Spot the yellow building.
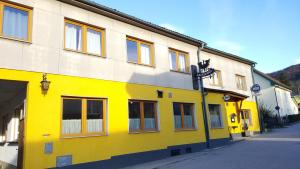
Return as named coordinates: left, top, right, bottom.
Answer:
left=0, top=0, right=259, bottom=169
left=201, top=47, right=261, bottom=137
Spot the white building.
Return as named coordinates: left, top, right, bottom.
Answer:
left=253, top=69, right=298, bottom=118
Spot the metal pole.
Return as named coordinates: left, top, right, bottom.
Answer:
left=274, top=87, right=281, bottom=125
left=197, top=46, right=210, bottom=148
left=251, top=65, right=264, bottom=133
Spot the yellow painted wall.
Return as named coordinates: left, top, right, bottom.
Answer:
left=205, top=93, right=230, bottom=139
left=0, top=68, right=232, bottom=169
left=226, top=101, right=260, bottom=134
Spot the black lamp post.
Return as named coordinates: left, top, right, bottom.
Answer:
left=192, top=56, right=215, bottom=148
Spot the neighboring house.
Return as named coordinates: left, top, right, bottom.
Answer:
left=0, top=0, right=260, bottom=169
left=253, top=69, right=299, bottom=119
left=292, top=96, right=300, bottom=113
left=201, top=47, right=260, bottom=137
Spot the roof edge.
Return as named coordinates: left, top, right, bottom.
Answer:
left=203, top=46, right=256, bottom=65
left=253, top=69, right=292, bottom=91
left=58, top=0, right=207, bottom=47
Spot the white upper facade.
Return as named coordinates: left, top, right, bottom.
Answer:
left=0, top=0, right=255, bottom=95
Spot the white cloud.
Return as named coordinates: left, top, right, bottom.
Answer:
left=159, top=23, right=185, bottom=34
left=212, top=40, right=244, bottom=55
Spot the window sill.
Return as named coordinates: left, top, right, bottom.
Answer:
left=64, top=48, right=106, bottom=58
left=129, top=130, right=159, bottom=134
left=175, top=128, right=197, bottom=132
left=170, top=69, right=191, bottom=75
left=0, top=35, right=31, bottom=44
left=210, top=127, right=225, bottom=130
left=127, top=61, right=155, bottom=68
left=61, top=133, right=107, bottom=139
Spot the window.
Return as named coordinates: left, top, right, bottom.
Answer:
left=208, top=104, right=223, bottom=128
left=64, top=19, right=105, bottom=56
left=128, top=100, right=157, bottom=132
left=169, top=49, right=189, bottom=73
left=0, top=2, right=32, bottom=41
left=126, top=37, right=154, bottom=66
left=241, top=110, right=252, bottom=126
left=209, top=70, right=222, bottom=86
left=236, top=75, right=247, bottom=90
left=62, top=97, right=106, bottom=137
left=173, top=103, right=195, bottom=129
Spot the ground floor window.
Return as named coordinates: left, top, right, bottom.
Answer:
left=241, top=109, right=252, bottom=126
left=128, top=100, right=158, bottom=132
left=208, top=104, right=223, bottom=128
left=62, top=97, right=106, bottom=137
left=173, top=102, right=195, bottom=129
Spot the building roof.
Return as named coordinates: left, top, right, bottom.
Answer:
left=59, top=0, right=206, bottom=47
left=254, top=69, right=292, bottom=91
left=203, top=47, right=256, bottom=66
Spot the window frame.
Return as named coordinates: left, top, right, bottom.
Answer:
left=235, top=74, right=247, bottom=91
left=64, top=18, right=106, bottom=57
left=173, top=102, right=195, bottom=130
left=61, top=96, right=107, bottom=138
left=128, top=99, right=158, bottom=133
left=208, top=104, right=224, bottom=129
left=0, top=1, right=32, bottom=42
left=209, top=70, right=223, bottom=87
left=169, top=48, right=190, bottom=73
left=126, top=36, right=155, bottom=67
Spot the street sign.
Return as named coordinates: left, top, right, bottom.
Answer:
left=251, top=84, right=261, bottom=93
left=199, top=68, right=215, bottom=78
left=223, top=95, right=231, bottom=101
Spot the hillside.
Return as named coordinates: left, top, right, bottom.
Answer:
left=268, top=63, right=300, bottom=95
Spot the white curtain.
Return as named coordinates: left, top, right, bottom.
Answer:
left=87, top=119, right=102, bottom=133
left=62, top=120, right=81, bottom=134
left=144, top=118, right=155, bottom=130
left=174, top=115, right=182, bottom=129
left=211, top=113, right=222, bottom=128
left=65, top=23, right=82, bottom=51
left=169, top=52, right=177, bottom=70
left=184, top=115, right=193, bottom=128
left=87, top=29, right=102, bottom=55
left=141, top=44, right=150, bottom=65
left=129, top=118, right=140, bottom=131
left=3, top=6, right=28, bottom=40
left=178, top=54, right=186, bottom=72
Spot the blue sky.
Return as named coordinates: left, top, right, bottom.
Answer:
left=94, top=0, right=300, bottom=73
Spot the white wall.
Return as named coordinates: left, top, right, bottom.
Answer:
left=0, top=0, right=255, bottom=94
left=0, top=0, right=198, bottom=90
left=201, top=51, right=254, bottom=101
left=254, top=71, right=298, bottom=117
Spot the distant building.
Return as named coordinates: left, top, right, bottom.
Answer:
left=292, top=96, right=300, bottom=113
left=253, top=69, right=299, bottom=118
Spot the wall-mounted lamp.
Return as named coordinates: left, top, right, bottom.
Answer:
left=41, top=73, right=50, bottom=92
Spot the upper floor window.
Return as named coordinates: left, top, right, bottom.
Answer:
left=208, top=104, right=223, bottom=128
left=126, top=36, right=154, bottom=66
left=173, top=102, right=195, bottom=130
left=64, top=19, right=105, bottom=56
left=169, top=49, right=189, bottom=73
left=209, top=70, right=222, bottom=86
left=236, top=74, right=247, bottom=90
left=0, top=2, right=32, bottom=41
left=61, top=97, right=106, bottom=137
left=128, top=100, right=158, bottom=132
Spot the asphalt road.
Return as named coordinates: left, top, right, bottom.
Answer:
left=124, top=122, right=300, bottom=169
